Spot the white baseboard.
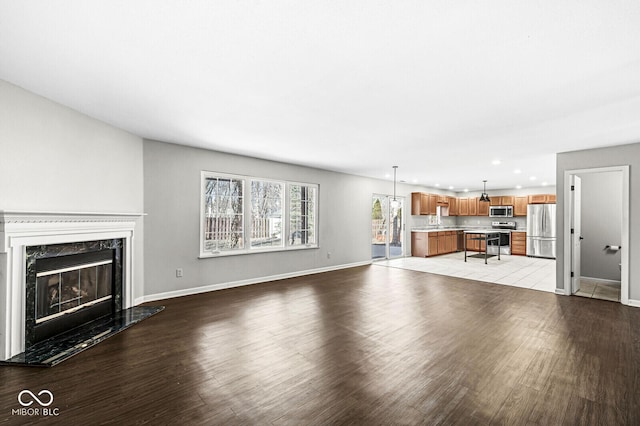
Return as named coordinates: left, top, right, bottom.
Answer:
left=135, top=260, right=372, bottom=305
left=580, top=276, right=622, bottom=285
left=555, top=288, right=568, bottom=296
left=627, top=299, right=640, bottom=308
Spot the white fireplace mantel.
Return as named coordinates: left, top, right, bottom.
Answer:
left=0, top=210, right=144, bottom=360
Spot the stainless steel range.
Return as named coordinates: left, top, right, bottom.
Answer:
left=487, top=221, right=516, bottom=255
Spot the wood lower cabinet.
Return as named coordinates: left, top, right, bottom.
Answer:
left=428, top=233, right=438, bottom=256
left=511, top=231, right=527, bottom=255
left=514, top=196, right=528, bottom=216
left=412, top=231, right=459, bottom=257
left=411, top=232, right=428, bottom=257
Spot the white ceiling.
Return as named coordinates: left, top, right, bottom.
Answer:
left=2, top=1, right=640, bottom=191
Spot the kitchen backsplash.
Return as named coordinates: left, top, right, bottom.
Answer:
left=410, top=215, right=526, bottom=229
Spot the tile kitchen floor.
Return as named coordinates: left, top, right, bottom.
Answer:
left=377, top=252, right=556, bottom=293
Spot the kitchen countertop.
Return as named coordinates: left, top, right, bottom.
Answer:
left=412, top=228, right=526, bottom=233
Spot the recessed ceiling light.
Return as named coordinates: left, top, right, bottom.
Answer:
left=513, top=169, right=521, bottom=174
left=448, top=186, right=454, bottom=190
left=463, top=188, right=469, bottom=192
left=492, top=159, right=501, bottom=165
left=435, top=183, right=440, bottom=187
left=530, top=176, right=537, bottom=181
left=385, top=173, right=391, bottom=178
left=516, top=185, right=522, bottom=189
left=412, top=179, right=418, bottom=183
left=541, top=181, right=548, bottom=186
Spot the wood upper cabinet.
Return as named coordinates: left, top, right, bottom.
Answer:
left=529, top=194, right=556, bottom=204
left=490, top=195, right=515, bottom=206
left=448, top=197, right=458, bottom=216
left=458, top=198, right=469, bottom=216
left=514, top=196, right=528, bottom=216
left=428, top=194, right=438, bottom=214
left=411, top=192, right=434, bottom=215
left=437, top=195, right=449, bottom=205
left=500, top=195, right=515, bottom=206
left=478, top=200, right=490, bottom=216
left=468, top=197, right=478, bottom=216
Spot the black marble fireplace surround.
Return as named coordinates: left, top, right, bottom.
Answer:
left=25, top=239, right=124, bottom=349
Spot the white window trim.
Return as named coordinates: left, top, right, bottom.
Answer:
left=200, top=172, right=319, bottom=258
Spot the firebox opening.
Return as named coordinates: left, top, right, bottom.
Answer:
left=28, top=244, right=121, bottom=347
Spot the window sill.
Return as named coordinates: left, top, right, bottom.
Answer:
left=199, top=244, right=318, bottom=259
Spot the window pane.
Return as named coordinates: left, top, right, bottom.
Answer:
left=289, top=184, right=317, bottom=246
left=251, top=180, right=283, bottom=248
left=203, top=176, right=244, bottom=251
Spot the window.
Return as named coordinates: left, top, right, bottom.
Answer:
left=250, top=180, right=284, bottom=248
left=289, top=184, right=317, bottom=246
left=201, top=172, right=318, bottom=257
left=202, top=175, right=244, bottom=253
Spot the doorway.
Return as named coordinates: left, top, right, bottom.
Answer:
left=564, top=166, right=630, bottom=304
left=371, top=194, right=405, bottom=260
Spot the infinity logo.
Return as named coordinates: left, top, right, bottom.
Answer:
left=17, top=390, right=54, bottom=407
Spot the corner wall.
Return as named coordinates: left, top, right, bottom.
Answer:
left=0, top=80, right=145, bottom=299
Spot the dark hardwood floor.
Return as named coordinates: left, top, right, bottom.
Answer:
left=2, top=264, right=640, bottom=425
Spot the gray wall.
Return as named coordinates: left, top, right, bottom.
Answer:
left=578, top=172, right=622, bottom=281
left=143, top=140, right=417, bottom=297
left=557, top=142, right=640, bottom=299
left=0, top=80, right=145, bottom=298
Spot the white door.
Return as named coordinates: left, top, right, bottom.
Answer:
left=571, top=175, right=582, bottom=294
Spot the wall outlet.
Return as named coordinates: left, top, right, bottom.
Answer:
left=176, top=268, right=183, bottom=278
left=327, top=252, right=331, bottom=259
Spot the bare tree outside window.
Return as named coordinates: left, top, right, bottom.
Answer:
left=251, top=180, right=283, bottom=248
left=203, top=177, right=244, bottom=251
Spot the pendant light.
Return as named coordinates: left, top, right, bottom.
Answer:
left=390, top=166, right=400, bottom=208
left=479, top=180, right=491, bottom=202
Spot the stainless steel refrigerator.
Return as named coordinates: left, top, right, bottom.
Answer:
left=526, top=204, right=556, bottom=258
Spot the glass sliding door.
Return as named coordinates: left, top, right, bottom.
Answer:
left=371, top=194, right=404, bottom=260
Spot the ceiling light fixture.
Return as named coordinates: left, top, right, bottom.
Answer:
left=492, top=160, right=501, bottom=165
left=479, top=180, right=491, bottom=202
left=390, top=166, right=400, bottom=209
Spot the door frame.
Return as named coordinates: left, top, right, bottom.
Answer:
left=562, top=165, right=629, bottom=304
left=371, top=194, right=406, bottom=260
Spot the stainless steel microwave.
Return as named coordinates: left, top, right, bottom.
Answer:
left=489, top=206, right=513, bottom=217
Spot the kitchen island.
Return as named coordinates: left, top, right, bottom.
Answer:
left=463, top=230, right=501, bottom=264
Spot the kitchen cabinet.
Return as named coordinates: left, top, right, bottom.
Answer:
left=428, top=233, right=438, bottom=256
left=458, top=198, right=469, bottom=216
left=500, top=195, right=515, bottom=206
left=528, top=194, right=556, bottom=204
left=511, top=231, right=526, bottom=255
left=490, top=195, right=515, bottom=206
left=437, top=232, right=447, bottom=254
left=437, top=195, right=449, bottom=205
left=447, top=231, right=456, bottom=252
left=411, top=232, right=428, bottom=257
left=468, top=197, right=478, bottom=216
left=448, top=197, right=458, bottom=216
left=514, top=196, right=528, bottom=216
left=428, top=194, right=438, bottom=214
left=478, top=200, right=490, bottom=216
left=411, top=192, right=429, bottom=215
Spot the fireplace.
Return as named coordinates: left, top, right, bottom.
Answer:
left=25, top=239, right=123, bottom=349
left=0, top=211, right=142, bottom=361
